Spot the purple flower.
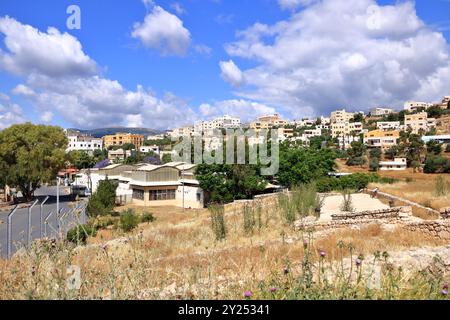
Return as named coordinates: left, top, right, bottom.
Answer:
left=443, top=283, right=449, bottom=290
left=31, top=266, right=36, bottom=276
left=319, top=250, right=326, bottom=258
left=269, top=287, right=278, bottom=293
left=244, top=291, right=253, bottom=298
left=303, top=240, right=308, bottom=249
left=102, top=244, right=108, bottom=251
left=355, top=259, right=362, bottom=266
left=442, top=290, right=448, bottom=296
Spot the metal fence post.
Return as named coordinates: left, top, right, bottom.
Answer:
left=40, top=196, right=50, bottom=238
left=27, top=199, right=39, bottom=247
left=44, top=211, right=54, bottom=238
left=6, top=205, right=19, bottom=259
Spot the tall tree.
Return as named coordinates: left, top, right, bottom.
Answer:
left=0, top=123, right=67, bottom=200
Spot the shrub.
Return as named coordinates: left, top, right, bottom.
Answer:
left=66, top=224, right=97, bottom=245
left=242, top=203, right=256, bottom=235
left=316, top=173, right=396, bottom=193
left=119, top=209, right=140, bottom=232
left=340, top=190, right=354, bottom=212
left=87, top=178, right=118, bottom=217
left=141, top=212, right=156, bottom=224
left=424, top=156, right=450, bottom=173
left=209, top=204, right=227, bottom=241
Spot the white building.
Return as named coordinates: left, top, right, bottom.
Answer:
left=331, top=122, right=364, bottom=138
left=370, top=107, right=395, bottom=117
left=331, top=109, right=355, bottom=123
left=377, top=121, right=402, bottom=131
left=379, top=158, right=407, bottom=171
left=169, top=126, right=195, bottom=138
left=404, top=101, right=434, bottom=112
left=302, top=128, right=322, bottom=139
left=195, top=115, right=241, bottom=133
left=140, top=145, right=160, bottom=155
left=66, top=130, right=103, bottom=154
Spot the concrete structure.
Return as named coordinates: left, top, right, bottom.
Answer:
left=250, top=114, right=289, bottom=131
left=421, top=135, right=450, bottom=144
left=66, top=130, right=103, bottom=154
left=121, top=163, right=204, bottom=209
left=292, top=119, right=316, bottom=128
left=370, top=107, right=394, bottom=117
left=404, top=101, right=433, bottom=112
left=108, top=149, right=135, bottom=163
left=336, top=135, right=360, bottom=150
left=103, top=133, right=144, bottom=150
left=147, top=134, right=167, bottom=140
left=379, top=158, right=407, bottom=171
left=78, top=164, right=137, bottom=193
left=377, top=121, right=401, bottom=131
left=140, top=145, right=160, bottom=155
left=364, top=130, right=399, bottom=149
left=331, top=122, right=364, bottom=138
left=330, top=109, right=355, bottom=123
left=170, top=126, right=195, bottom=139
left=302, top=128, right=322, bottom=139
left=405, top=112, right=436, bottom=134
left=195, top=115, right=241, bottom=133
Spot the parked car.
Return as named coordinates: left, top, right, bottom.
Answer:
left=71, top=185, right=91, bottom=197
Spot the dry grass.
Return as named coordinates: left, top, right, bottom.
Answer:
left=337, top=159, right=450, bottom=212
left=0, top=200, right=448, bottom=300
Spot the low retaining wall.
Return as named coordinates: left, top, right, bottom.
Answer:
left=404, top=220, right=450, bottom=241
left=331, top=207, right=407, bottom=221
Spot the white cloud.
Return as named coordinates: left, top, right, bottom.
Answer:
left=278, top=0, right=317, bottom=11
left=223, top=0, right=450, bottom=119
left=132, top=5, right=191, bottom=56
left=199, top=99, right=276, bottom=123
left=40, top=111, right=53, bottom=123
left=0, top=16, right=96, bottom=77
left=0, top=97, right=26, bottom=130
left=219, top=60, right=244, bottom=87
left=194, top=44, right=212, bottom=56
left=170, top=2, right=185, bottom=15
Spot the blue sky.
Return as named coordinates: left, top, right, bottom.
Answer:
left=0, top=0, right=449, bottom=130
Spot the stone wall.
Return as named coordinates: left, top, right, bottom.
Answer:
left=404, top=220, right=450, bottom=241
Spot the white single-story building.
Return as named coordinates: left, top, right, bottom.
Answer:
left=379, top=158, right=407, bottom=171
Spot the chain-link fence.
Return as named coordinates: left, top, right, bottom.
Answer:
left=0, top=197, right=87, bottom=259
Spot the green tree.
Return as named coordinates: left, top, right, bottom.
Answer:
left=346, top=141, right=367, bottom=166
left=426, top=140, right=443, bottom=156
left=278, top=146, right=336, bottom=187
left=195, top=164, right=267, bottom=204
left=0, top=123, right=67, bottom=200
left=67, top=150, right=96, bottom=169
left=162, top=153, right=172, bottom=164
left=87, top=177, right=118, bottom=217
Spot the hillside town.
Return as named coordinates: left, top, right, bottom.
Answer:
left=32, top=94, right=449, bottom=211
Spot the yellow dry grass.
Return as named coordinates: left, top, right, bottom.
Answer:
left=0, top=203, right=447, bottom=299
left=337, top=159, right=450, bottom=212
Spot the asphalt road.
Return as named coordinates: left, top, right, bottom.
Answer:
left=0, top=186, right=88, bottom=258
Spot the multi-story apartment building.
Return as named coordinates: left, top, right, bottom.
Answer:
left=66, top=130, right=103, bottom=154
left=320, top=116, right=331, bottom=125
left=292, top=119, right=316, bottom=128
left=363, top=130, right=400, bottom=150
left=369, top=107, right=394, bottom=117
left=331, top=122, right=364, bottom=138
left=195, top=115, right=241, bottom=133
left=302, top=128, right=322, bottom=139
left=404, top=101, right=433, bottom=112
left=330, top=109, right=355, bottom=123
left=404, top=112, right=436, bottom=134
left=169, top=126, right=195, bottom=139
left=251, top=114, right=289, bottom=130
left=103, top=133, right=145, bottom=150
left=376, top=121, right=402, bottom=131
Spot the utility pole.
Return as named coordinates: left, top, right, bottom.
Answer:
left=182, top=166, right=185, bottom=212
left=56, top=176, right=60, bottom=216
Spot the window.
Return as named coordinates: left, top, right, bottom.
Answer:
left=149, top=189, right=176, bottom=201
left=132, top=189, right=144, bottom=200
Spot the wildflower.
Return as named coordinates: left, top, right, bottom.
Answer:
left=269, top=287, right=278, bottom=293
left=102, top=244, right=108, bottom=251
left=244, top=291, right=253, bottom=298
left=303, top=240, right=308, bottom=249
left=441, top=290, right=448, bottom=296
left=319, top=250, right=326, bottom=258
left=31, top=266, right=36, bottom=276
left=443, top=283, right=449, bottom=290
left=355, top=259, right=362, bottom=267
